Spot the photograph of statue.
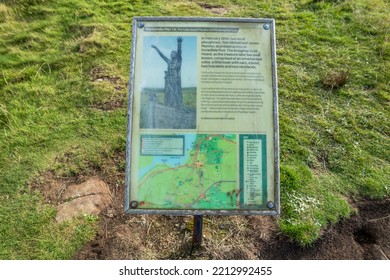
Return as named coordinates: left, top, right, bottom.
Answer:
left=152, top=37, right=183, bottom=108
left=140, top=36, right=197, bottom=129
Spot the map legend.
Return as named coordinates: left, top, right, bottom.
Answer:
left=239, top=135, right=267, bottom=207
left=141, top=135, right=185, bottom=156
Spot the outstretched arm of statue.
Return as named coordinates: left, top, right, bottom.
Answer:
left=177, top=37, right=182, bottom=62
left=151, top=45, right=169, bottom=63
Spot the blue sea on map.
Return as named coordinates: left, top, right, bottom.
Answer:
left=138, top=134, right=197, bottom=179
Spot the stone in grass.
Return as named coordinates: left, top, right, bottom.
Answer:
left=56, top=178, right=112, bottom=223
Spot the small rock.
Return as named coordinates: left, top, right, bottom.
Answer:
left=56, top=178, right=112, bottom=222
left=61, top=178, right=111, bottom=200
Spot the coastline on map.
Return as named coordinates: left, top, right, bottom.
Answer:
left=136, top=134, right=239, bottom=210
left=138, top=133, right=197, bottom=179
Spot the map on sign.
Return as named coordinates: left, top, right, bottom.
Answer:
left=137, top=134, right=238, bottom=209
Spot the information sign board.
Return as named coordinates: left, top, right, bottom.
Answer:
left=125, top=17, right=279, bottom=215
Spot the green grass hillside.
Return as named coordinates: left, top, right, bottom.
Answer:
left=0, top=0, right=389, bottom=258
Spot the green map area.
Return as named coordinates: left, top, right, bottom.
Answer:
left=137, top=134, right=239, bottom=209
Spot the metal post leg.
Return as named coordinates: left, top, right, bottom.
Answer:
left=192, top=215, right=203, bottom=247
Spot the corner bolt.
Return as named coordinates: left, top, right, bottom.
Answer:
left=267, top=201, right=275, bottom=209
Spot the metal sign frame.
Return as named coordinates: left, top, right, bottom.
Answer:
left=125, top=17, right=280, bottom=216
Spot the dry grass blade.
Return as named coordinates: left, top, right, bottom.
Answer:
left=322, top=69, right=350, bottom=90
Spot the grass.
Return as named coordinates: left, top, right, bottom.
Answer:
left=0, top=0, right=389, bottom=258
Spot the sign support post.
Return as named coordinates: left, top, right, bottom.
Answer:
left=192, top=215, right=203, bottom=247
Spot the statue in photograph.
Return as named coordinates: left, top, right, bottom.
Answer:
left=151, top=37, right=183, bottom=108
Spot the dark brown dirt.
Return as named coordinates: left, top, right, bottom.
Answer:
left=257, top=199, right=390, bottom=260
left=33, top=152, right=390, bottom=260
left=197, top=2, right=228, bottom=15
left=72, top=197, right=389, bottom=260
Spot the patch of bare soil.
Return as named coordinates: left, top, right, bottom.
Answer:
left=92, top=100, right=125, bottom=111
left=72, top=197, right=389, bottom=260
left=89, top=67, right=127, bottom=111
left=197, top=2, right=228, bottom=15
left=90, top=67, right=124, bottom=87
left=32, top=153, right=389, bottom=259
left=256, top=199, right=390, bottom=260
